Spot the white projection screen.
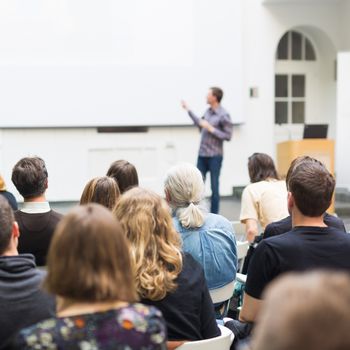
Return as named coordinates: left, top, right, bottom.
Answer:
left=0, top=0, right=243, bottom=127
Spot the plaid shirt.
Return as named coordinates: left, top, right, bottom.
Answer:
left=188, top=106, right=233, bottom=157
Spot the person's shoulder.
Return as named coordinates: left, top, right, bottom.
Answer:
left=204, top=213, right=233, bottom=230
left=243, top=181, right=266, bottom=196
left=182, top=252, right=205, bottom=277
left=264, top=216, right=291, bottom=238
left=324, top=213, right=346, bottom=231
left=262, top=230, right=296, bottom=248
left=126, top=304, right=167, bottom=344
left=14, top=209, right=23, bottom=218
left=218, top=106, right=230, bottom=116
left=50, top=209, right=63, bottom=219
left=324, top=225, right=350, bottom=238
left=15, top=317, right=57, bottom=347
left=128, top=303, right=164, bottom=320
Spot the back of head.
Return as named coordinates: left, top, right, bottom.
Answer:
left=106, top=160, right=139, bottom=194
left=11, top=157, right=48, bottom=199
left=248, top=153, right=279, bottom=183
left=80, top=176, right=120, bottom=210
left=164, top=163, right=206, bottom=228
left=45, top=203, right=137, bottom=303
left=253, top=271, right=350, bottom=350
left=0, top=196, right=14, bottom=255
left=210, top=86, right=224, bottom=103
left=288, top=157, right=335, bottom=216
left=114, top=187, right=182, bottom=301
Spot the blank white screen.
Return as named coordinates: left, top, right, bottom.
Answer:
left=0, top=0, right=242, bottom=127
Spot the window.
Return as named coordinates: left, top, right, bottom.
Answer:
left=275, top=74, right=306, bottom=124
left=277, top=31, right=316, bottom=61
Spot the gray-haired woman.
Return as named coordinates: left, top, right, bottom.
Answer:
left=164, top=163, right=237, bottom=291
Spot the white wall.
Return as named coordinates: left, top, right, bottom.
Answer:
left=0, top=126, right=246, bottom=201
left=336, top=52, right=350, bottom=189
left=1, top=0, right=349, bottom=202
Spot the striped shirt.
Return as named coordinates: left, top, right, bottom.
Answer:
left=188, top=106, right=233, bottom=157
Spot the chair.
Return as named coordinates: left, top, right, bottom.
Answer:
left=231, top=220, right=246, bottom=241
left=210, top=280, right=235, bottom=318
left=236, top=240, right=249, bottom=272
left=236, top=272, right=247, bottom=284
left=174, top=325, right=234, bottom=350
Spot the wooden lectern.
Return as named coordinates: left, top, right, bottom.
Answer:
left=276, top=139, right=335, bottom=213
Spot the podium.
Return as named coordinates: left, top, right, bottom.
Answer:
left=276, top=139, right=335, bottom=212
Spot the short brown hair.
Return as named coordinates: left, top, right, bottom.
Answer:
left=253, top=271, right=350, bottom=350
left=248, top=153, right=279, bottom=183
left=0, top=196, right=14, bottom=255
left=210, top=87, right=224, bottom=103
left=45, top=204, right=137, bottom=302
left=11, top=157, right=48, bottom=199
left=106, top=160, right=139, bottom=194
left=288, top=157, right=335, bottom=216
left=80, top=176, right=120, bottom=210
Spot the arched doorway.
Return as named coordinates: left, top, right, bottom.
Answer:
left=274, top=26, right=337, bottom=143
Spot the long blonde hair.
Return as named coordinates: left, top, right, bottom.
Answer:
left=114, top=187, right=183, bottom=301
left=164, top=163, right=206, bottom=228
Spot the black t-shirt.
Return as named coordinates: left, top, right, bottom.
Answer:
left=263, top=213, right=346, bottom=239
left=141, top=253, right=220, bottom=341
left=246, top=226, right=350, bottom=299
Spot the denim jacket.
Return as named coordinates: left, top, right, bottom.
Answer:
left=173, top=213, right=237, bottom=290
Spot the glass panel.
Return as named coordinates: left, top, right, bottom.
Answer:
left=305, top=38, right=316, bottom=61
left=291, top=31, right=302, bottom=60
left=292, top=101, right=305, bottom=123
left=277, top=32, right=289, bottom=60
left=292, top=75, right=305, bottom=97
left=275, top=101, right=288, bottom=124
left=275, top=75, right=288, bottom=98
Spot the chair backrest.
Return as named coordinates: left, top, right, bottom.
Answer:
left=175, top=325, right=234, bottom=350
left=237, top=241, right=249, bottom=261
left=231, top=220, right=246, bottom=241
left=209, top=280, right=235, bottom=304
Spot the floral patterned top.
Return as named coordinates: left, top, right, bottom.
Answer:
left=13, top=303, right=167, bottom=350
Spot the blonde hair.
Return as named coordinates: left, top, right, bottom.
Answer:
left=114, top=187, right=183, bottom=301
left=0, top=175, right=6, bottom=191
left=164, top=163, right=206, bottom=228
left=80, top=176, right=120, bottom=210
left=45, top=204, right=137, bottom=303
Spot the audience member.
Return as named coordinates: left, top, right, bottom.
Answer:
left=264, top=156, right=346, bottom=238
left=164, top=163, right=237, bottom=290
left=0, top=174, right=18, bottom=210
left=11, top=157, right=62, bottom=266
left=13, top=204, right=167, bottom=349
left=80, top=176, right=120, bottom=210
left=251, top=271, right=350, bottom=350
left=240, top=153, right=288, bottom=242
left=114, top=188, right=220, bottom=341
left=264, top=210, right=346, bottom=238
left=238, top=157, right=350, bottom=324
left=0, top=196, right=55, bottom=349
left=106, top=159, right=139, bottom=194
